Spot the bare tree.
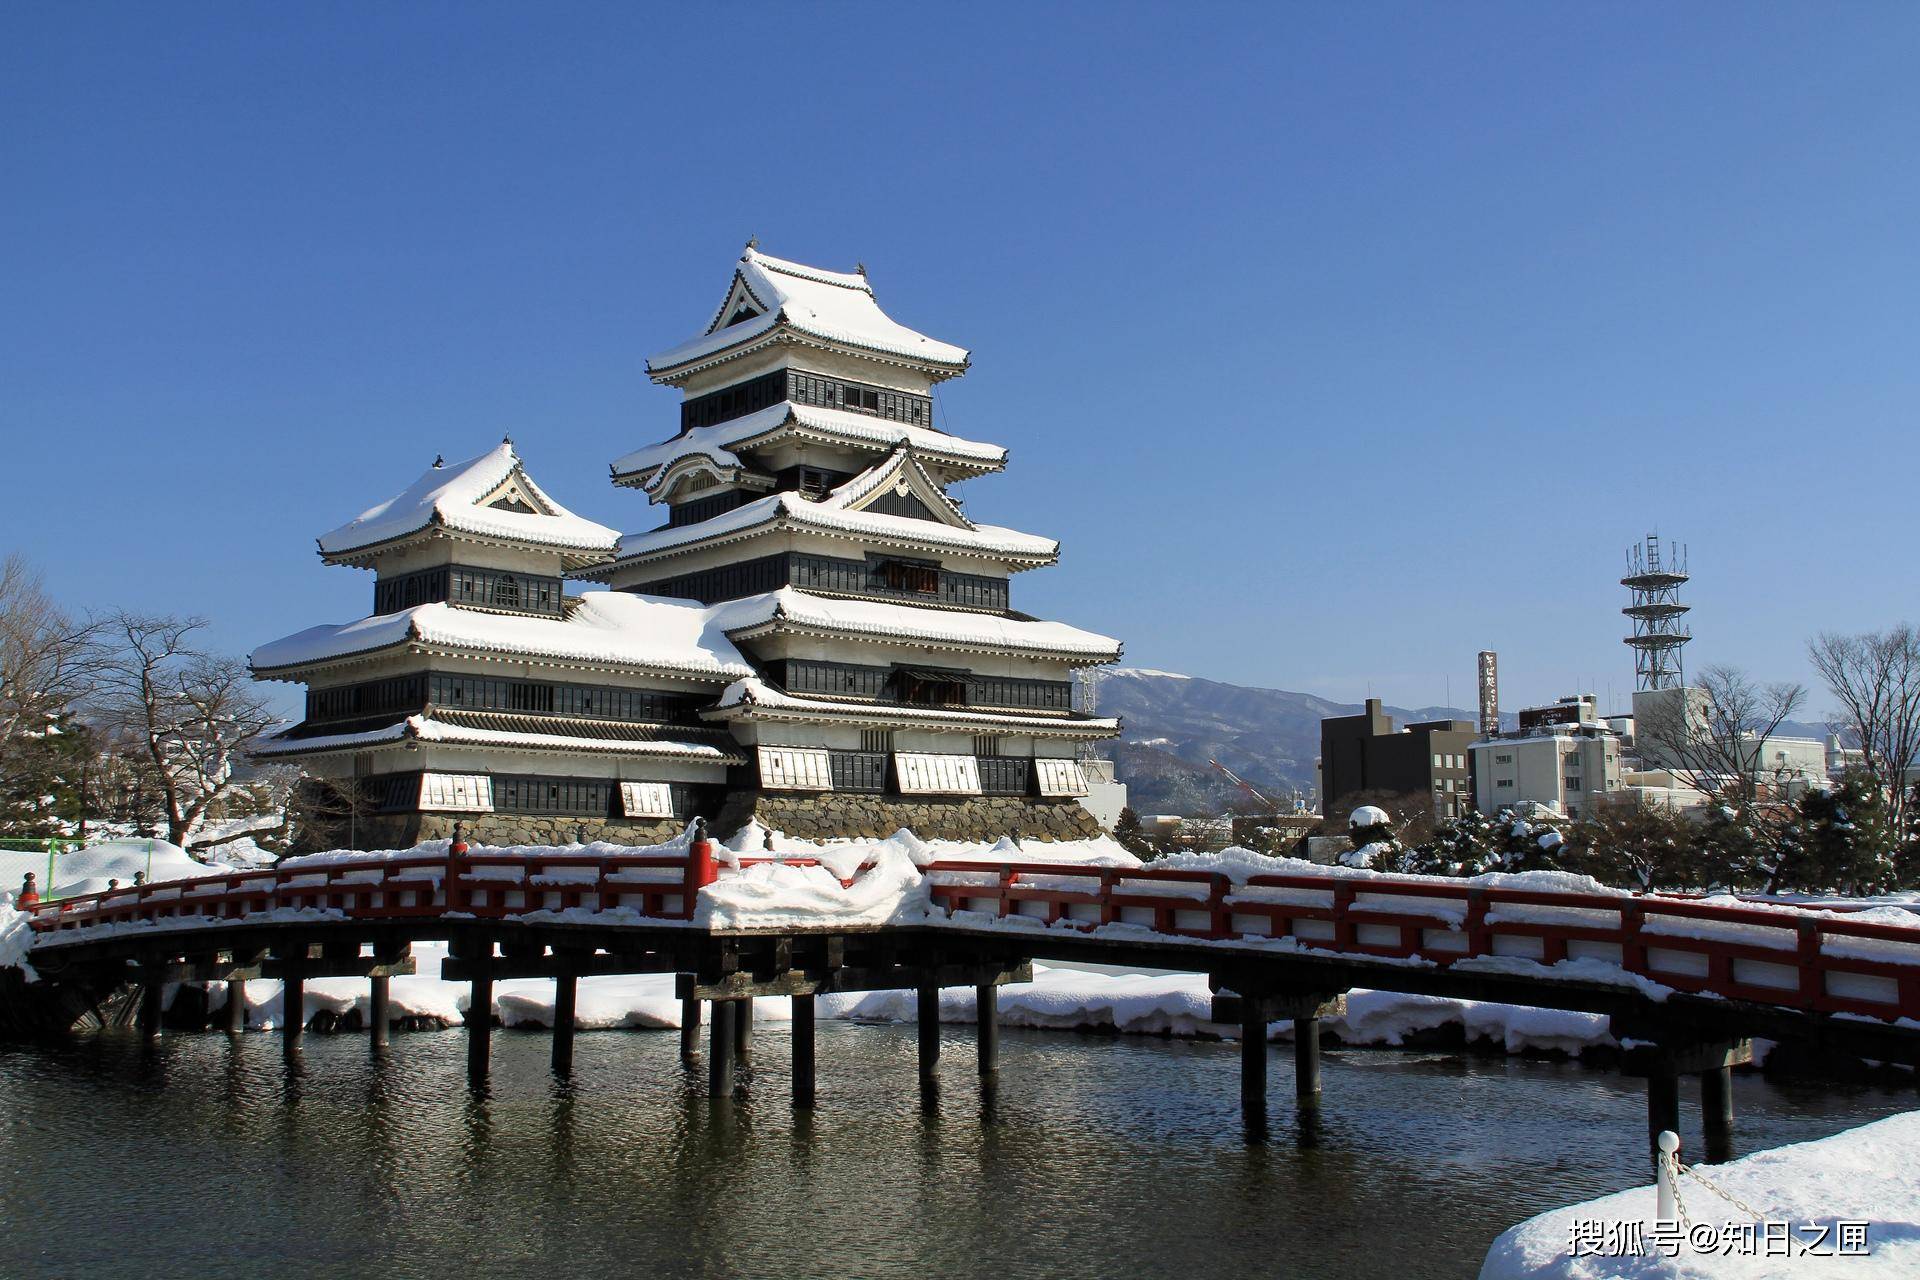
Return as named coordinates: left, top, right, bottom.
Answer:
left=91, top=614, right=279, bottom=850
left=1636, top=664, right=1807, bottom=811
left=1810, top=625, right=1920, bottom=840
left=0, top=555, right=101, bottom=774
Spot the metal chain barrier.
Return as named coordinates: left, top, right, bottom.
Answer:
left=1677, top=1158, right=1771, bottom=1223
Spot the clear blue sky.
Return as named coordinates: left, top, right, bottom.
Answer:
left=4, top=4, right=1916, bottom=720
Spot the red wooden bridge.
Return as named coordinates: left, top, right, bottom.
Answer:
left=14, top=834, right=1920, bottom=1155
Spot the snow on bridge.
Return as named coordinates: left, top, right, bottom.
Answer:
left=19, top=833, right=1920, bottom=1029
left=7, top=828, right=1920, bottom=1148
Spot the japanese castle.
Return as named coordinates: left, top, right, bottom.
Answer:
left=252, top=247, right=1121, bottom=848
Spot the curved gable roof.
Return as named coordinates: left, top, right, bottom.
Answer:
left=646, top=249, right=970, bottom=378
left=317, top=443, right=618, bottom=564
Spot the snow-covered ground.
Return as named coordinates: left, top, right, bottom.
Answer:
left=1479, top=1111, right=1920, bottom=1278
left=0, top=837, right=232, bottom=899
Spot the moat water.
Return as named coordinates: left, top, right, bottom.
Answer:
left=1, top=1022, right=1911, bottom=1279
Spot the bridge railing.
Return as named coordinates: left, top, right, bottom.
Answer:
left=26, top=846, right=713, bottom=932
left=21, top=840, right=865, bottom=936
left=921, top=861, right=1920, bottom=1023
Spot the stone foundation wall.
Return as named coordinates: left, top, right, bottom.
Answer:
left=712, top=790, right=1103, bottom=843
left=412, top=813, right=686, bottom=848
left=290, top=809, right=684, bottom=853
left=291, top=791, right=1102, bottom=852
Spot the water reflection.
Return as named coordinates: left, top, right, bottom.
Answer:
left=0, top=1025, right=1912, bottom=1280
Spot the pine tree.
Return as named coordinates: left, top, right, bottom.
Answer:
left=1463, top=806, right=1566, bottom=875
left=1339, top=805, right=1406, bottom=870
left=1113, top=806, right=1154, bottom=859
left=1781, top=769, right=1897, bottom=895
left=1693, top=804, right=1766, bottom=892
left=0, top=712, right=96, bottom=838
left=1406, top=809, right=1501, bottom=876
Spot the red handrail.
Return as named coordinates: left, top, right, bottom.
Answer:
left=920, top=859, right=1920, bottom=1023
left=26, top=847, right=1920, bottom=1026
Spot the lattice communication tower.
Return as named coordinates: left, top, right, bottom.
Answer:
left=1622, top=534, right=1691, bottom=691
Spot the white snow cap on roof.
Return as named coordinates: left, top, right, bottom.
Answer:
left=1349, top=805, right=1392, bottom=829
left=317, top=442, right=618, bottom=560
left=608, top=448, right=1059, bottom=567
left=647, top=248, right=970, bottom=375
left=710, top=587, right=1121, bottom=661
left=251, top=592, right=754, bottom=680
left=610, top=401, right=1007, bottom=489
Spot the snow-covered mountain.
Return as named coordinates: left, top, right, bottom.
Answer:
left=1095, top=668, right=1483, bottom=816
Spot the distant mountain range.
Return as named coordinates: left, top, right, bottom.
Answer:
left=1095, top=669, right=1480, bottom=816
left=1096, top=668, right=1839, bottom=817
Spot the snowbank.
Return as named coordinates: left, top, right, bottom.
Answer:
left=1479, top=1110, right=1920, bottom=1278
left=1, top=893, right=35, bottom=977
left=696, top=847, right=931, bottom=930
left=178, top=945, right=1627, bottom=1065
left=0, top=838, right=231, bottom=899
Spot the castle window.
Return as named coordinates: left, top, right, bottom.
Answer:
left=880, top=558, right=939, bottom=595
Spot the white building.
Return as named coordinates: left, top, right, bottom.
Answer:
left=1471, top=696, right=1625, bottom=820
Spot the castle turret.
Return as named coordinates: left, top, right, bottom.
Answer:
left=580, top=248, right=1121, bottom=839
left=251, top=442, right=751, bottom=847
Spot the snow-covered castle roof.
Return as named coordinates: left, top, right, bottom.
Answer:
left=250, top=592, right=754, bottom=681
left=646, top=248, right=970, bottom=380
left=710, top=587, right=1121, bottom=662
left=316, top=443, right=619, bottom=566
left=610, top=401, right=1008, bottom=493
left=591, top=461, right=1061, bottom=575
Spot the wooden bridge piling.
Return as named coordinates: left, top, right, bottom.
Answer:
left=679, top=998, right=701, bottom=1062
left=917, top=984, right=941, bottom=1086
left=1239, top=1005, right=1267, bottom=1104
left=1618, top=1029, right=1751, bottom=1159
left=1701, top=1064, right=1735, bottom=1163
left=550, top=970, right=576, bottom=1073
left=283, top=976, right=305, bottom=1053
left=975, top=983, right=998, bottom=1077
left=734, top=998, right=753, bottom=1060
left=369, top=975, right=390, bottom=1050
left=1294, top=1016, right=1323, bottom=1099
left=467, top=973, right=493, bottom=1081
left=224, top=979, right=245, bottom=1034
left=709, top=998, right=738, bottom=1098
left=138, top=981, right=163, bottom=1040
left=792, top=992, right=817, bottom=1105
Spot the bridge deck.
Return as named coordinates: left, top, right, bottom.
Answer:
left=16, top=843, right=1920, bottom=1066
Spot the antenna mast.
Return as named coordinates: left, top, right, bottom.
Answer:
left=1622, top=533, right=1691, bottom=691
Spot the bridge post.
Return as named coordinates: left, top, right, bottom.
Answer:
left=679, top=999, right=701, bottom=1063
left=369, top=975, right=390, bottom=1050
left=551, top=970, right=577, bottom=1075
left=1294, top=1015, right=1322, bottom=1098
left=709, top=999, right=738, bottom=1098
left=734, top=997, right=754, bottom=1061
left=224, top=979, right=246, bottom=1034
left=283, top=976, right=305, bottom=1053
left=1239, top=1000, right=1268, bottom=1104
left=917, top=984, right=942, bottom=1087
left=467, top=973, right=493, bottom=1082
left=1645, top=1069, right=1680, bottom=1156
left=792, top=992, right=817, bottom=1106
left=1701, top=1064, right=1735, bottom=1164
left=976, top=983, right=999, bottom=1077
left=1616, top=1027, right=1750, bottom=1159
left=138, top=980, right=164, bottom=1039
